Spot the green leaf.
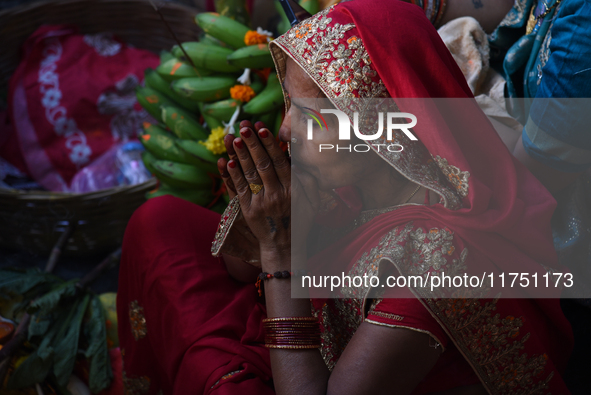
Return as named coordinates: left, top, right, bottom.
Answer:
left=53, top=294, right=90, bottom=388
left=28, top=313, right=52, bottom=339
left=36, top=307, right=70, bottom=361
left=30, top=280, right=78, bottom=315
left=84, top=294, right=113, bottom=393
left=0, top=268, right=52, bottom=295
left=6, top=351, right=53, bottom=389
left=6, top=309, right=65, bottom=390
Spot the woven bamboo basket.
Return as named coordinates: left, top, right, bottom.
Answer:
left=0, top=0, right=202, bottom=255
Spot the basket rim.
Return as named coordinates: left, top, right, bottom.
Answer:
left=0, top=0, right=199, bottom=18
left=0, top=178, right=157, bottom=200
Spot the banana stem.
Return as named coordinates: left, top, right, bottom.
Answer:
left=45, top=222, right=75, bottom=273
left=76, top=248, right=122, bottom=290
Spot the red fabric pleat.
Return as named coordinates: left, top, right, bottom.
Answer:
left=117, top=195, right=272, bottom=395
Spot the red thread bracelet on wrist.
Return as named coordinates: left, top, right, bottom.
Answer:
left=255, top=270, right=311, bottom=296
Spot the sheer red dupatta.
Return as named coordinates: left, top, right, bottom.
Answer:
left=270, top=1, right=573, bottom=393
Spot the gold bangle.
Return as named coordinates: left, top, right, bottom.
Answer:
left=263, top=317, right=317, bottom=323
left=264, top=339, right=320, bottom=343
left=263, top=325, right=319, bottom=329
left=265, top=331, right=320, bottom=336
left=265, top=344, right=321, bottom=349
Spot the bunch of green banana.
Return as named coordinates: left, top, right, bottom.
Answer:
left=135, top=7, right=300, bottom=210
left=243, top=72, right=283, bottom=114
left=171, top=75, right=237, bottom=102
left=138, top=116, right=223, bottom=208
left=227, top=44, right=275, bottom=69
left=171, top=42, right=241, bottom=73
left=145, top=68, right=200, bottom=111
left=157, top=58, right=212, bottom=81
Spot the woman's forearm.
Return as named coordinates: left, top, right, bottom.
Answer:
left=261, top=249, right=331, bottom=395
left=223, top=253, right=261, bottom=283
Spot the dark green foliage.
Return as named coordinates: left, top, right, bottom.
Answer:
left=30, top=280, right=78, bottom=315
left=84, top=295, right=113, bottom=393
left=6, top=351, right=53, bottom=389
left=2, top=269, right=114, bottom=392
left=52, top=294, right=90, bottom=387
left=0, top=268, right=54, bottom=297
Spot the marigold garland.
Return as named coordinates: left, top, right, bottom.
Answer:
left=200, top=126, right=226, bottom=155
left=244, top=30, right=269, bottom=45
left=230, top=84, right=256, bottom=103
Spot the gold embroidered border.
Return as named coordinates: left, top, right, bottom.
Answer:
left=123, top=370, right=150, bottom=395
left=434, top=155, right=470, bottom=198
left=367, top=310, right=404, bottom=322
left=421, top=297, right=553, bottom=395
left=364, top=320, right=447, bottom=352
left=129, top=300, right=147, bottom=341
left=211, top=196, right=241, bottom=257
left=211, top=369, right=244, bottom=389
left=322, top=222, right=553, bottom=394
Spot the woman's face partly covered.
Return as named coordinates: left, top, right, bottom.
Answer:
left=278, top=57, right=388, bottom=192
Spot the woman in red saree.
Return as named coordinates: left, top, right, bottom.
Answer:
left=117, top=1, right=573, bottom=394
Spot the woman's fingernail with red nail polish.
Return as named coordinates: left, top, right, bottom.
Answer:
left=259, top=129, right=269, bottom=138
left=234, top=139, right=244, bottom=149
left=228, top=160, right=237, bottom=169
left=240, top=128, right=252, bottom=138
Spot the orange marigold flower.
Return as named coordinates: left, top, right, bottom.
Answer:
left=244, top=30, right=269, bottom=46
left=230, top=84, right=256, bottom=103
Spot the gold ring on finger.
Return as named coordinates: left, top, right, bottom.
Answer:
left=249, top=183, right=264, bottom=195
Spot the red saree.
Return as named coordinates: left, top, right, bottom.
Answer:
left=118, top=1, right=573, bottom=394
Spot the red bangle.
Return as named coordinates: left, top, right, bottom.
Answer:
left=263, top=317, right=321, bottom=349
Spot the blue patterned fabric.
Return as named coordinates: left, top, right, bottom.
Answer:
left=490, top=0, right=591, bottom=173
left=490, top=2, right=591, bottom=314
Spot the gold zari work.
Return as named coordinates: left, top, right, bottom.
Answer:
left=276, top=6, right=387, bottom=101
left=368, top=309, right=404, bottom=322
left=427, top=298, right=552, bottom=394
left=314, top=223, right=462, bottom=370
left=129, top=300, right=147, bottom=341
left=123, top=371, right=150, bottom=395
left=433, top=156, right=470, bottom=199
left=314, top=221, right=551, bottom=393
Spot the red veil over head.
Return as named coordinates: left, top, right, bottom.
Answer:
left=270, top=0, right=573, bottom=393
